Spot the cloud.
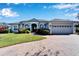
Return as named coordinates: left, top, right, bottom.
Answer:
left=65, top=13, right=78, bottom=17
left=53, top=3, right=79, bottom=9
left=74, top=8, right=79, bottom=10
left=0, top=8, right=19, bottom=17
left=13, top=3, right=20, bottom=5
left=7, top=3, right=20, bottom=6
left=42, top=3, right=79, bottom=12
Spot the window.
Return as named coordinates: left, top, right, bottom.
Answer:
left=25, top=24, right=29, bottom=28
left=14, top=26, right=18, bottom=30
left=22, top=24, right=24, bottom=27
left=40, top=24, right=43, bottom=28
left=44, top=23, right=48, bottom=29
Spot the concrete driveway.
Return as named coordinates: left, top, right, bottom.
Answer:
left=0, top=34, right=79, bottom=56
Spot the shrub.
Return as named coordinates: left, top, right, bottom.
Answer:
left=19, top=28, right=25, bottom=33
left=75, top=24, right=79, bottom=27
left=35, top=29, right=50, bottom=35
left=9, top=29, right=13, bottom=33
left=25, top=30, right=30, bottom=33
left=76, top=27, right=79, bottom=34
left=75, top=24, right=79, bottom=34
left=27, top=28, right=30, bottom=31
left=0, top=26, right=8, bottom=33
left=4, top=29, right=8, bottom=33
left=19, top=28, right=30, bottom=34
left=0, top=29, right=8, bottom=33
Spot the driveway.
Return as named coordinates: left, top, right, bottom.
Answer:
left=0, top=35, right=79, bottom=56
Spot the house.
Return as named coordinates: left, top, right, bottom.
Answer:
left=8, top=23, right=19, bottom=32
left=8, top=18, right=79, bottom=34
left=0, top=23, right=8, bottom=32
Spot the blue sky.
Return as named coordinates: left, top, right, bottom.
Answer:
left=0, top=3, right=79, bottom=23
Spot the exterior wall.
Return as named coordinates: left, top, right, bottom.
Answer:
left=9, top=24, right=19, bottom=32
left=39, top=22, right=49, bottom=29
left=19, top=22, right=48, bottom=31
left=9, top=20, right=79, bottom=34
left=19, top=22, right=30, bottom=29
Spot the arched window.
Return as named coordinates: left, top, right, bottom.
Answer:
left=25, top=24, right=29, bottom=28
left=44, top=23, right=48, bottom=29
left=22, top=24, right=24, bottom=27
left=40, top=24, right=43, bottom=28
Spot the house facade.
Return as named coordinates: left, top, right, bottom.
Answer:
left=8, top=18, right=79, bottom=34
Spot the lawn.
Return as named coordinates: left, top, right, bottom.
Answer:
left=0, top=33, right=45, bottom=48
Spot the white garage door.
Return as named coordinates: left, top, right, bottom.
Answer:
left=52, top=26, right=73, bottom=34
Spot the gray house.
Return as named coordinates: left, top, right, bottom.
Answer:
left=8, top=18, right=79, bottom=34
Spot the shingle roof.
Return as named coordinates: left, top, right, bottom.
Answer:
left=0, top=22, right=7, bottom=26
left=20, top=18, right=49, bottom=23
left=51, top=19, right=72, bottom=21
left=8, top=23, right=19, bottom=25
left=27, top=18, right=39, bottom=22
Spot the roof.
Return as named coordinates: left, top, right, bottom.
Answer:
left=73, top=21, right=79, bottom=23
left=20, top=18, right=49, bottom=23
left=10, top=18, right=79, bottom=24
left=8, top=23, right=19, bottom=25
left=0, top=22, right=7, bottom=26
left=27, top=18, right=39, bottom=22
left=51, top=19, right=72, bottom=22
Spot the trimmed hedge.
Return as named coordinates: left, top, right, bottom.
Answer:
left=0, top=29, right=8, bottom=33
left=35, top=29, right=50, bottom=35
left=18, top=28, right=30, bottom=34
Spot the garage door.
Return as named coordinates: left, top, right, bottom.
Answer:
left=52, top=26, right=73, bottom=34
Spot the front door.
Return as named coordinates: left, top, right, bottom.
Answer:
left=31, top=24, right=37, bottom=32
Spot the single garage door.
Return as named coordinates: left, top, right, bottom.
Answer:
left=52, top=26, right=73, bottom=34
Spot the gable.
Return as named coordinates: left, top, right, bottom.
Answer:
left=27, top=18, right=39, bottom=22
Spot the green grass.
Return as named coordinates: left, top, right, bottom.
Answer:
left=0, top=33, right=45, bottom=48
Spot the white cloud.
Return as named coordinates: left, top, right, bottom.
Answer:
left=74, top=8, right=79, bottom=10
left=42, top=3, right=79, bottom=12
left=0, top=8, right=19, bottom=17
left=7, top=3, right=20, bottom=6
left=13, top=3, right=20, bottom=5
left=65, top=13, right=78, bottom=17
left=53, top=4, right=79, bottom=9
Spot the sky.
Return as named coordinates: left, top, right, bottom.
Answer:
left=0, top=3, right=79, bottom=23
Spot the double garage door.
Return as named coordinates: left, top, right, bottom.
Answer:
left=52, top=26, right=73, bottom=34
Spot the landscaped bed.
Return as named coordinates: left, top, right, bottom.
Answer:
left=0, top=33, right=45, bottom=48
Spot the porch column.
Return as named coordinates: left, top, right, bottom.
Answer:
left=30, top=24, right=32, bottom=32
left=73, top=23, right=76, bottom=34
left=49, top=23, right=52, bottom=34
left=37, top=23, right=39, bottom=29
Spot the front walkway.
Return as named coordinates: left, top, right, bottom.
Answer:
left=0, top=35, right=79, bottom=56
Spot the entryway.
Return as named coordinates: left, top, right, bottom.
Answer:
left=31, top=23, right=37, bottom=32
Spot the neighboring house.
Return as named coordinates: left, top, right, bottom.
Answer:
left=8, top=23, right=19, bottom=32
left=0, top=23, right=8, bottom=31
left=3, top=18, right=79, bottom=34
